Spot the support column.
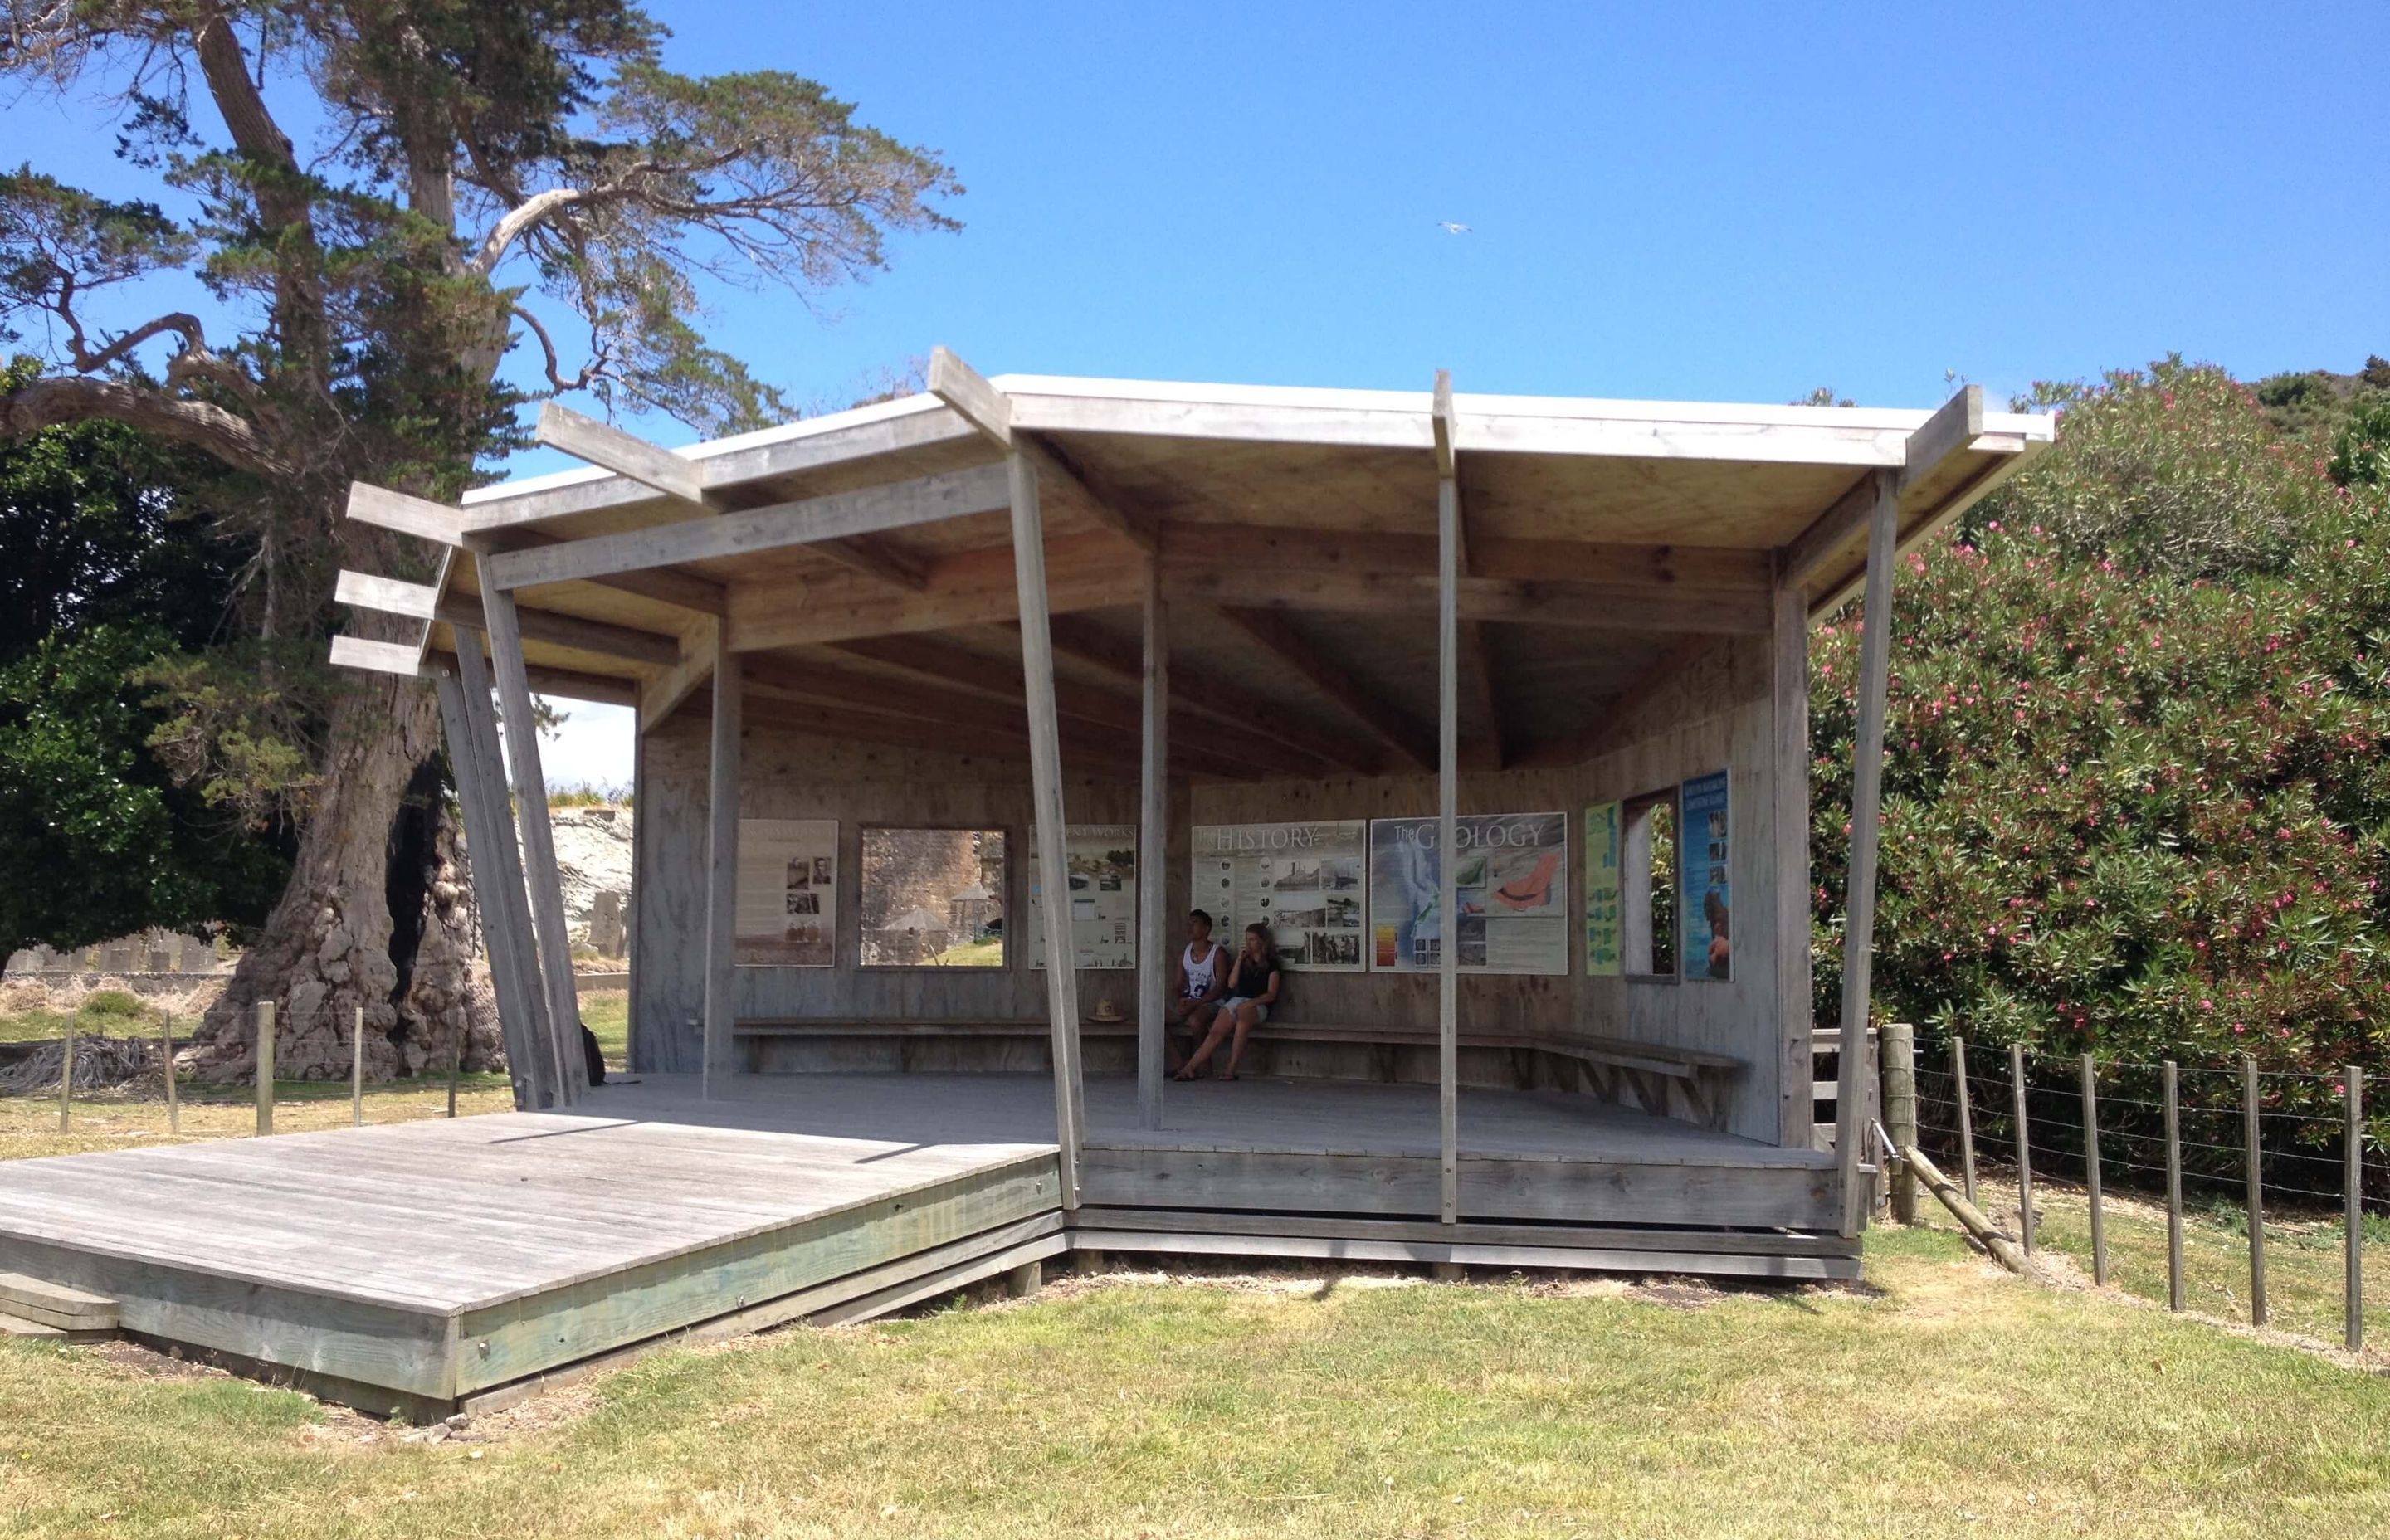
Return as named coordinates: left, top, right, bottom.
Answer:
left=477, top=579, right=588, bottom=1104
left=1834, top=469, right=1900, bottom=1234
left=1770, top=565, right=1814, bottom=1149
left=453, top=637, right=563, bottom=1109
left=435, top=670, right=546, bottom=1109
left=1436, top=469, right=1461, bottom=1226
left=1010, top=454, right=1085, bottom=1206
left=1138, top=559, right=1170, bottom=1131
left=701, top=635, right=741, bottom=1098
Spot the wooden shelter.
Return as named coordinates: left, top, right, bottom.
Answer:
left=0, top=356, right=2051, bottom=1416
left=333, top=353, right=2051, bottom=1245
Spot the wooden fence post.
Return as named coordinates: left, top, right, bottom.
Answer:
left=58, top=1020, right=74, bottom=1134
left=2163, top=1059, right=2183, bottom=1312
left=255, top=1001, right=276, bottom=1137
left=2080, top=1052, right=2106, bottom=1287
left=1952, top=1036, right=1977, bottom=1204
left=1882, top=1023, right=1917, bottom=1224
left=2349, top=1066, right=2365, bottom=1354
left=352, top=1005, right=366, bottom=1128
left=2243, top=1057, right=2267, bottom=1328
left=162, top=1016, right=178, bottom=1136
left=2010, top=1042, right=2034, bottom=1255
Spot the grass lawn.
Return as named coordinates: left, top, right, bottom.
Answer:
left=0, top=1226, right=2382, bottom=1536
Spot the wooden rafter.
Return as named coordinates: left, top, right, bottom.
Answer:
left=336, top=571, right=682, bottom=667
left=1215, top=606, right=1441, bottom=773
left=823, top=634, right=1316, bottom=778
left=930, top=346, right=1158, bottom=555
left=1038, top=615, right=1388, bottom=777
left=1511, top=634, right=1719, bottom=768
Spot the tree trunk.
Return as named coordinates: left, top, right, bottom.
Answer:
left=192, top=675, right=500, bottom=1082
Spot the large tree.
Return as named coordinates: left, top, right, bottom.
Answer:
left=0, top=2, right=957, bottom=1075
left=0, top=375, right=293, bottom=958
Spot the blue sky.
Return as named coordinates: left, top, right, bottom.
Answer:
left=8, top=2, right=2385, bottom=787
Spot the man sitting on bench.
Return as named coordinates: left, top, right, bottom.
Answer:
left=1163, top=909, right=1230, bottom=1074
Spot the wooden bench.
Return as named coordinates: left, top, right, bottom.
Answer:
left=734, top=1016, right=1741, bottom=1129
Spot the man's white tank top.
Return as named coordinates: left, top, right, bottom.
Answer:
left=1183, top=941, right=1223, bottom=998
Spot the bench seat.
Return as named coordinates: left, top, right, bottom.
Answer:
left=731, top=1016, right=1742, bottom=1130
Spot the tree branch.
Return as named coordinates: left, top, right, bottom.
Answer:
left=510, top=303, right=600, bottom=395
left=0, top=375, right=290, bottom=479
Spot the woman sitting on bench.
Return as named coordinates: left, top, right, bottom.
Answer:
left=1175, top=924, right=1281, bottom=1082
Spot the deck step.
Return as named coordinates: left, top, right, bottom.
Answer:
left=0, top=1272, right=120, bottom=1334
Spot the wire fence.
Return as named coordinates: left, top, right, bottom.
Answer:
left=1895, top=1031, right=2375, bottom=1351
left=9, top=1003, right=479, bottom=1141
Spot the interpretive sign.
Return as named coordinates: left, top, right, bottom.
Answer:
left=1027, top=825, right=1138, bottom=970
left=1584, top=802, right=1622, bottom=977
left=1191, top=821, right=1368, bottom=971
left=734, top=818, right=838, bottom=966
left=1368, top=812, right=1569, bottom=975
left=1680, top=771, right=1731, bottom=980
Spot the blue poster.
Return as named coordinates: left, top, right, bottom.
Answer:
left=1680, top=771, right=1731, bottom=982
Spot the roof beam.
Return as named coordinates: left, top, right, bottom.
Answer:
left=1898, top=384, right=1986, bottom=494
left=640, top=615, right=720, bottom=726
left=928, top=345, right=1012, bottom=447
left=1039, top=615, right=1387, bottom=776
left=1152, top=521, right=1773, bottom=593
left=346, top=483, right=466, bottom=545
left=827, top=634, right=1322, bottom=779
left=479, top=528, right=729, bottom=616
left=1512, top=635, right=1719, bottom=768
left=1163, top=562, right=1772, bottom=635
left=481, top=463, right=1012, bottom=592
left=728, top=533, right=1140, bottom=652
left=1216, top=607, right=1439, bottom=773
left=335, top=570, right=681, bottom=666
left=933, top=346, right=1157, bottom=554
left=535, top=402, right=708, bottom=505
left=430, top=650, right=641, bottom=708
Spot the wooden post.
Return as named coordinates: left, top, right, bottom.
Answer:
left=438, top=661, right=554, bottom=1109
left=2244, top=1056, right=2268, bottom=1328
left=477, top=579, right=587, bottom=1104
left=1833, top=470, right=1900, bottom=1235
left=351, top=1005, right=365, bottom=1128
left=1137, top=559, right=1169, bottom=1131
left=1769, top=571, right=1813, bottom=1149
left=2080, top=1052, right=2106, bottom=1286
left=58, top=1020, right=73, bottom=1133
left=2009, top=1042, right=2033, bottom=1254
left=162, top=1016, right=178, bottom=1136
left=1436, top=457, right=1460, bottom=1226
left=1882, top=1022, right=1917, bottom=1224
left=1008, top=452, right=1085, bottom=1208
left=700, top=632, right=741, bottom=1100
left=2163, top=1059, right=2184, bottom=1311
left=2347, top=1066, right=2364, bottom=1353
left=1952, top=1036, right=1978, bottom=1204
left=255, top=1000, right=275, bottom=1136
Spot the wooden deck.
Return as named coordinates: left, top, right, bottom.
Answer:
left=0, top=1074, right=1851, bottom=1416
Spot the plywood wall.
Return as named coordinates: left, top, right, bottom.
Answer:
left=629, top=628, right=1805, bottom=1143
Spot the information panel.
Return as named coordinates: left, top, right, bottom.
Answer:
left=1583, top=802, right=1623, bottom=977
left=1190, top=821, right=1368, bottom=971
left=734, top=818, right=837, bottom=967
left=1368, top=812, right=1570, bottom=975
left=1027, top=825, right=1138, bottom=970
left=1680, top=770, right=1732, bottom=981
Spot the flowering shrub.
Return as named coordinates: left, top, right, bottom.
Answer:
left=1810, top=360, right=2390, bottom=1165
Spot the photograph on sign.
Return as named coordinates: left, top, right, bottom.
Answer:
left=1028, top=825, right=1137, bottom=970
left=1190, top=821, right=1368, bottom=972
left=734, top=818, right=838, bottom=966
left=1368, top=812, right=1568, bottom=975
left=1680, top=771, right=1731, bottom=981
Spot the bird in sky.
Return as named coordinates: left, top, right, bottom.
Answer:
left=1435, top=221, right=1471, bottom=235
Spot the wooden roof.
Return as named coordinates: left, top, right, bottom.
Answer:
left=329, top=354, right=2053, bottom=778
